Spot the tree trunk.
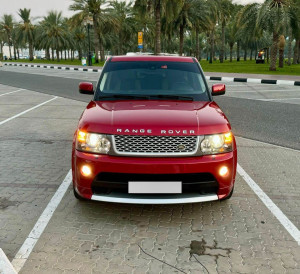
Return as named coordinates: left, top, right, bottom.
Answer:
left=29, top=39, right=33, bottom=61
left=118, top=33, right=122, bottom=55
left=99, top=38, right=105, bottom=61
left=292, top=40, right=298, bottom=64
left=287, top=38, right=292, bottom=65
left=13, top=46, right=17, bottom=60
left=93, top=15, right=99, bottom=63
left=195, top=28, right=199, bottom=60
left=244, top=47, right=247, bottom=61
left=279, top=49, right=284, bottom=68
left=250, top=49, right=253, bottom=61
left=56, top=48, right=60, bottom=62
left=278, top=35, right=285, bottom=68
left=51, top=48, right=54, bottom=61
left=237, top=40, right=240, bottom=61
left=220, top=23, right=225, bottom=63
left=8, top=44, right=12, bottom=59
left=209, top=31, right=214, bottom=64
left=46, top=48, right=50, bottom=60
left=0, top=42, right=3, bottom=60
left=298, top=40, right=300, bottom=64
left=230, top=44, right=233, bottom=62
left=269, top=32, right=279, bottom=71
left=179, top=24, right=184, bottom=56
left=155, top=0, right=161, bottom=55
left=267, top=47, right=269, bottom=63
left=79, top=48, right=82, bottom=60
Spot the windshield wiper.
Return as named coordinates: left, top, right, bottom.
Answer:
left=98, top=94, right=150, bottom=100
left=151, top=95, right=194, bottom=101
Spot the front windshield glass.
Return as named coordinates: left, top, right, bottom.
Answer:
left=96, top=61, right=209, bottom=101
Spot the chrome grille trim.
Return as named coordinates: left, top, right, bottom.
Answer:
left=112, top=135, right=201, bottom=157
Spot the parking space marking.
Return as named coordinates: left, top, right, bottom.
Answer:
left=0, top=88, right=25, bottom=97
left=257, top=97, right=300, bottom=101
left=237, top=163, right=300, bottom=245
left=0, top=249, right=17, bottom=274
left=0, top=96, right=58, bottom=126
left=11, top=170, right=72, bottom=272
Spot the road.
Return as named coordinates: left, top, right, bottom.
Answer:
left=0, top=65, right=299, bottom=274
left=0, top=65, right=299, bottom=150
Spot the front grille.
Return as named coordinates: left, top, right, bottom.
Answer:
left=112, top=135, right=199, bottom=156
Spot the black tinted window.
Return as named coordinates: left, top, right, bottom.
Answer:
left=96, top=61, right=209, bottom=101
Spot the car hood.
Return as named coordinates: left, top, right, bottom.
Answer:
left=78, top=100, right=231, bottom=136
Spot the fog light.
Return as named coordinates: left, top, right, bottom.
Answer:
left=81, top=165, right=92, bottom=177
left=219, top=166, right=229, bottom=177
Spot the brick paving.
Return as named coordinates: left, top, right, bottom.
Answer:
left=0, top=84, right=299, bottom=273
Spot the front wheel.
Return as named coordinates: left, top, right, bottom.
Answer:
left=73, top=186, right=86, bottom=201
left=220, top=186, right=234, bottom=201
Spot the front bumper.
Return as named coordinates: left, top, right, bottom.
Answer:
left=72, top=150, right=237, bottom=203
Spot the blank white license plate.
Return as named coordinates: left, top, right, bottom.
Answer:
left=128, top=181, right=182, bottom=194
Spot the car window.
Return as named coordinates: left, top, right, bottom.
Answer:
left=96, top=61, right=209, bottom=101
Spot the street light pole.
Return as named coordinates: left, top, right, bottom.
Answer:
left=83, top=17, right=93, bottom=67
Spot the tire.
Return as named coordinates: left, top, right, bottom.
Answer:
left=73, top=187, right=86, bottom=201
left=220, top=186, right=234, bottom=201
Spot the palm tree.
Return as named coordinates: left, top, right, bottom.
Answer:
left=206, top=1, right=218, bottom=63
left=0, top=14, right=14, bottom=59
left=175, top=0, right=207, bottom=56
left=226, top=16, right=239, bottom=62
left=15, top=8, right=35, bottom=61
left=38, top=11, right=67, bottom=61
left=217, top=0, right=233, bottom=63
left=70, top=0, right=105, bottom=62
left=256, top=0, right=297, bottom=71
left=108, top=1, right=136, bottom=55
left=134, top=0, right=183, bottom=54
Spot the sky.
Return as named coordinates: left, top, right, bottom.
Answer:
left=0, top=0, right=265, bottom=20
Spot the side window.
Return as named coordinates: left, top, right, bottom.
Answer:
left=100, top=73, right=108, bottom=91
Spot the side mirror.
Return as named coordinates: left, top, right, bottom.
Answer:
left=212, top=84, right=226, bottom=96
left=79, top=82, right=94, bottom=94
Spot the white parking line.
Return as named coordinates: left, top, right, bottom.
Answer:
left=11, top=170, right=72, bottom=272
left=0, top=249, right=17, bottom=274
left=0, top=97, right=58, bottom=126
left=257, top=97, right=300, bottom=101
left=0, top=89, right=24, bottom=97
left=237, top=164, right=300, bottom=245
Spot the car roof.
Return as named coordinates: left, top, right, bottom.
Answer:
left=110, top=55, right=195, bottom=63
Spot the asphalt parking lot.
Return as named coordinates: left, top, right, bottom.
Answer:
left=0, top=66, right=300, bottom=274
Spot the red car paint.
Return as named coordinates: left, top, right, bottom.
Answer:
left=72, top=56, right=237, bottom=203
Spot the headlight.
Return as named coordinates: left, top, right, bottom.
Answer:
left=200, top=132, right=233, bottom=154
left=76, top=131, right=111, bottom=154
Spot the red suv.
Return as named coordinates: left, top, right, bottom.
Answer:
left=72, top=56, right=237, bottom=204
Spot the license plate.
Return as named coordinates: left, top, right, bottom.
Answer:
left=128, top=181, right=182, bottom=194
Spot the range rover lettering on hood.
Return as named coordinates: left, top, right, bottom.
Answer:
left=116, top=129, right=196, bottom=134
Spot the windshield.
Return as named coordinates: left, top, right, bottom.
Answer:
left=95, top=61, right=210, bottom=101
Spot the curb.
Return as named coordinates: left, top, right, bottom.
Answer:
left=0, top=248, right=17, bottom=274
left=205, top=76, right=300, bottom=86
left=3, top=63, right=300, bottom=86
left=3, top=62, right=101, bottom=73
